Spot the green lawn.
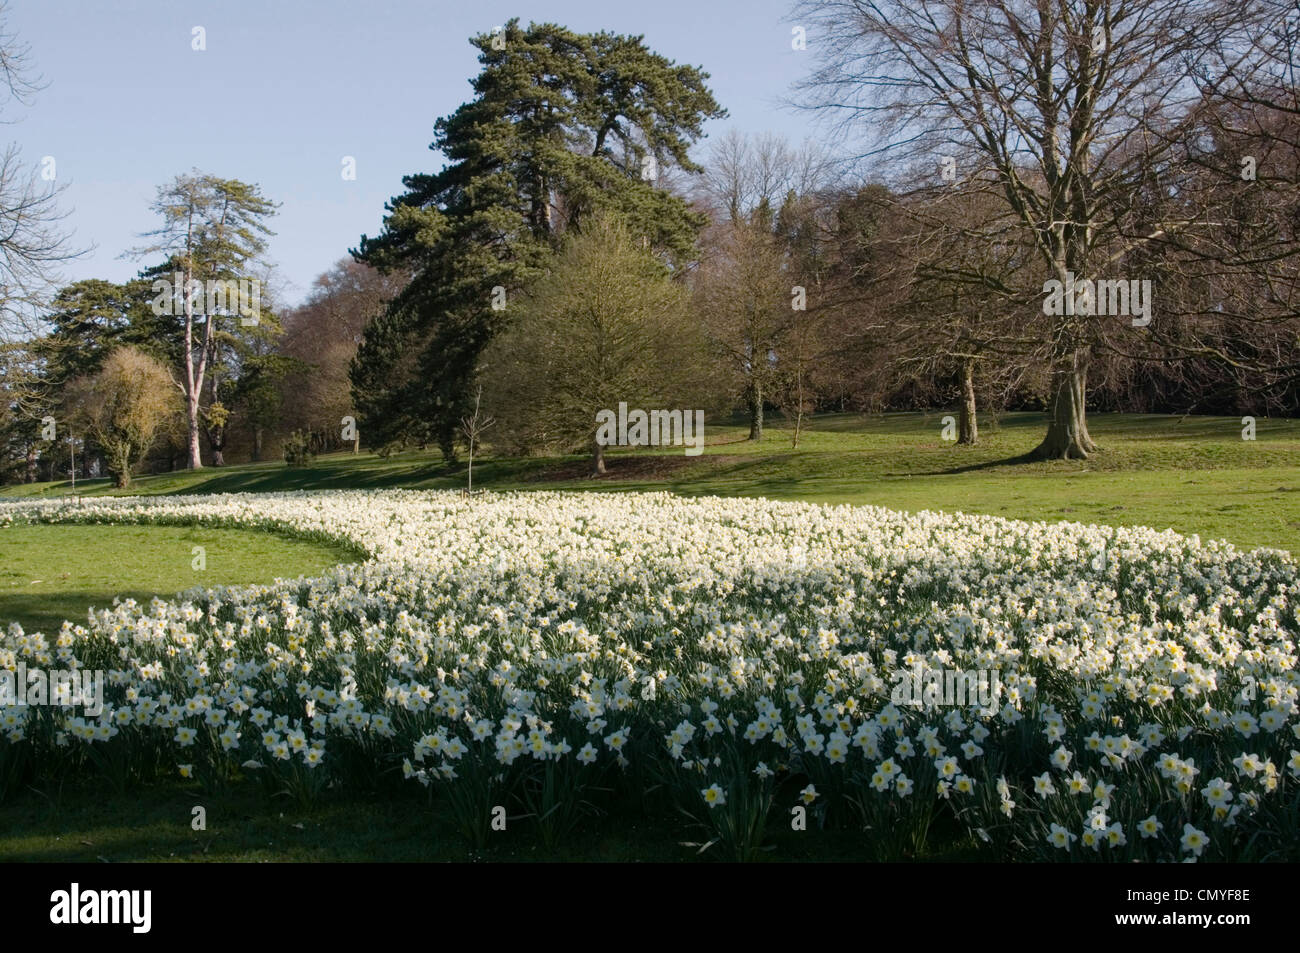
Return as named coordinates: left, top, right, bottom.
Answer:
left=6, top=410, right=1298, bottom=551
left=0, top=523, right=361, bottom=635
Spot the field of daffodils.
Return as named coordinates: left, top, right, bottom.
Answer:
left=2, top=490, right=1297, bottom=860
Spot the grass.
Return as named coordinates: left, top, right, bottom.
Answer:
left=0, top=523, right=361, bottom=636
left=6, top=410, right=1299, bottom=551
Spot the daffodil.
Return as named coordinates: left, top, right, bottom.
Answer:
left=1047, top=823, right=1076, bottom=849
left=1134, top=815, right=1162, bottom=839
left=1180, top=823, right=1209, bottom=857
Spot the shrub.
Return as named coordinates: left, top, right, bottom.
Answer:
left=283, top=430, right=315, bottom=467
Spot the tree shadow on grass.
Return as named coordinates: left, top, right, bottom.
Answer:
left=888, top=449, right=1053, bottom=478
left=0, top=589, right=167, bottom=636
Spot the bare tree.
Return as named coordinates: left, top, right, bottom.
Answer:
left=771, top=294, right=819, bottom=447
left=693, top=132, right=850, bottom=440
left=793, top=0, right=1270, bottom=458
left=698, top=129, right=841, bottom=225
left=694, top=205, right=792, bottom=440
left=884, top=183, right=1046, bottom=443
left=279, top=258, right=407, bottom=454
left=460, top=383, right=495, bottom=493
left=0, top=2, right=81, bottom=342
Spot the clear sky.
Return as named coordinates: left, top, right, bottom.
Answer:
left=7, top=0, right=821, bottom=307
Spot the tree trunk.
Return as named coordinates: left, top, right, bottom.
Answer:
left=183, top=262, right=206, bottom=470
left=187, top=396, right=203, bottom=469
left=207, top=418, right=226, bottom=465
left=108, top=447, right=130, bottom=488
left=252, top=426, right=263, bottom=462
left=791, top=365, right=806, bottom=449
left=958, top=358, right=978, bottom=445
left=747, top=379, right=764, bottom=441
left=437, top=431, right=457, bottom=464
left=1034, top=346, right=1096, bottom=459
left=591, top=439, right=606, bottom=476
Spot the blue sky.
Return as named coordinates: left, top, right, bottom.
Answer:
left=8, top=0, right=821, bottom=307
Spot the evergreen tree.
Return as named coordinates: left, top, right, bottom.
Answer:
left=36, top=279, right=169, bottom=391
left=352, top=19, right=724, bottom=458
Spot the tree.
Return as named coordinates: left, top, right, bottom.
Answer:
left=199, top=265, right=285, bottom=466
left=66, top=347, right=177, bottom=488
left=0, top=2, right=80, bottom=342
left=35, top=279, right=171, bottom=389
left=874, top=184, right=1045, bottom=444
left=279, top=259, right=406, bottom=455
left=1119, top=1, right=1300, bottom=404
left=0, top=338, right=46, bottom=482
left=695, top=202, right=793, bottom=441
left=0, top=278, right=176, bottom=482
left=229, top=352, right=295, bottom=462
left=769, top=184, right=849, bottom=446
left=693, top=132, right=850, bottom=441
left=481, top=213, right=710, bottom=476
left=771, top=289, right=820, bottom=447
left=130, top=172, right=278, bottom=469
left=352, top=19, right=724, bottom=458
left=460, top=384, right=494, bottom=492
left=794, top=0, right=1272, bottom=458
left=0, top=0, right=81, bottom=478
left=698, top=130, right=838, bottom=226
